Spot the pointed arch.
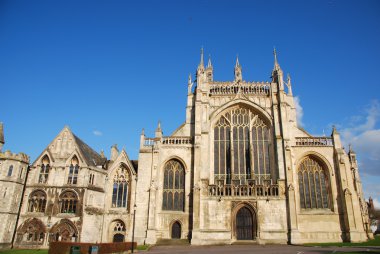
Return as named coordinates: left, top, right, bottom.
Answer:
left=38, top=155, right=51, bottom=184
left=28, top=189, right=47, bottom=213
left=59, top=190, right=78, bottom=214
left=212, top=104, right=273, bottom=184
left=297, top=154, right=332, bottom=209
left=109, top=219, right=126, bottom=242
left=231, top=202, right=257, bottom=240
left=49, top=219, right=78, bottom=242
left=170, top=220, right=182, bottom=239
left=67, top=155, right=80, bottom=185
left=162, top=159, right=185, bottom=211
left=16, top=218, right=46, bottom=245
left=111, top=163, right=131, bottom=209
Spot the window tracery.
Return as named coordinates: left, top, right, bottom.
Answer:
left=28, top=190, right=47, bottom=213
left=67, top=156, right=79, bottom=185
left=112, top=220, right=126, bottom=242
left=17, top=218, right=45, bottom=245
left=298, top=156, right=330, bottom=209
left=112, top=166, right=129, bottom=208
left=39, top=156, right=50, bottom=184
left=60, top=191, right=78, bottom=213
left=214, top=106, right=271, bottom=184
left=162, top=159, right=185, bottom=211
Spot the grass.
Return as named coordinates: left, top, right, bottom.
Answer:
left=136, top=244, right=150, bottom=250
left=305, top=235, right=380, bottom=247
left=0, top=250, right=48, bottom=254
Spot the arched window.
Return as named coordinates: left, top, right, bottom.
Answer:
left=49, top=219, right=78, bottom=242
left=214, top=106, right=271, bottom=184
left=112, top=165, right=129, bottom=208
left=298, top=156, right=330, bottom=209
left=67, top=156, right=79, bottom=185
left=16, top=218, right=46, bottom=245
left=162, top=160, right=185, bottom=211
left=111, top=220, right=126, bottom=242
left=7, top=165, right=13, bottom=177
left=60, top=191, right=78, bottom=213
left=39, top=156, right=50, bottom=184
left=28, top=190, right=47, bottom=213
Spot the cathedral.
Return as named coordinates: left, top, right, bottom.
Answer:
left=0, top=49, right=372, bottom=250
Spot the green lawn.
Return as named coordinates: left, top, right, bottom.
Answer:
left=0, top=250, right=48, bottom=254
left=305, top=235, right=380, bottom=247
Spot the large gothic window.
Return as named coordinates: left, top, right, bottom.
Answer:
left=67, top=156, right=79, bottom=185
left=39, top=156, right=50, bottom=184
left=28, top=190, right=47, bottom=213
left=214, top=106, right=271, bottom=184
left=112, top=165, right=130, bottom=208
left=162, top=160, right=185, bottom=211
left=60, top=191, right=78, bottom=213
left=298, top=156, right=330, bottom=209
left=17, top=218, right=46, bottom=245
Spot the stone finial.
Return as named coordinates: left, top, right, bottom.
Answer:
left=207, top=55, right=212, bottom=68
left=141, top=128, right=145, bottom=136
left=199, top=47, right=204, bottom=68
left=235, top=55, right=240, bottom=68
left=286, top=73, right=293, bottom=95
left=100, top=150, right=105, bottom=158
left=111, top=144, right=119, bottom=161
left=155, top=121, right=163, bottom=138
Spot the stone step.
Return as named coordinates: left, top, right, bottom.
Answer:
left=156, top=239, right=190, bottom=246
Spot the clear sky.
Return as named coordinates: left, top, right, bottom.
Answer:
left=1, top=1, right=380, bottom=203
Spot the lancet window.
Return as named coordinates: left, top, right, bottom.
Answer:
left=162, top=159, right=185, bottom=211
left=28, top=190, right=47, bottom=213
left=214, top=106, right=272, bottom=184
left=67, top=156, right=79, bottom=185
left=298, top=156, right=330, bottom=209
left=60, top=191, right=78, bottom=213
left=112, top=165, right=129, bottom=208
left=7, top=165, right=13, bottom=177
left=38, top=156, right=50, bottom=184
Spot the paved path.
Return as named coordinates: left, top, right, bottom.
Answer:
left=147, top=244, right=380, bottom=254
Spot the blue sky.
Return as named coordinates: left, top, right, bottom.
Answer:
left=1, top=1, right=380, bottom=203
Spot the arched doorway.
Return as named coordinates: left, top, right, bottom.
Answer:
left=236, top=207, right=255, bottom=240
left=171, top=221, right=181, bottom=239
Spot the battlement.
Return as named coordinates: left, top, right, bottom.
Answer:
left=0, top=150, right=30, bottom=163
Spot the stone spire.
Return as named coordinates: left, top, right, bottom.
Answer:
left=207, top=55, right=212, bottom=68
left=234, top=55, right=242, bottom=82
left=0, top=122, right=4, bottom=152
left=273, top=47, right=281, bottom=71
left=205, top=54, right=213, bottom=82
left=199, top=47, right=204, bottom=68
left=155, top=121, right=162, bottom=138
left=272, top=47, right=284, bottom=90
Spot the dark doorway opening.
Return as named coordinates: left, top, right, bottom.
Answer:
left=113, top=233, right=125, bottom=242
left=171, top=221, right=181, bottom=239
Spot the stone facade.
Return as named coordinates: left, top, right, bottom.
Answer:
left=0, top=50, right=372, bottom=249
left=0, top=123, right=30, bottom=249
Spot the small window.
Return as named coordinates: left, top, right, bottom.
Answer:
left=7, top=165, right=13, bottom=177
left=89, top=173, right=95, bottom=185
left=19, top=166, right=23, bottom=179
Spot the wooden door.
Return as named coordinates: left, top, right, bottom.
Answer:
left=171, top=222, right=181, bottom=239
left=236, top=207, right=254, bottom=240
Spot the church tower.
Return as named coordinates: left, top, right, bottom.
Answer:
left=0, top=124, right=29, bottom=250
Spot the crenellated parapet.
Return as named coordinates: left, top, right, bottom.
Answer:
left=0, top=150, right=30, bottom=163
